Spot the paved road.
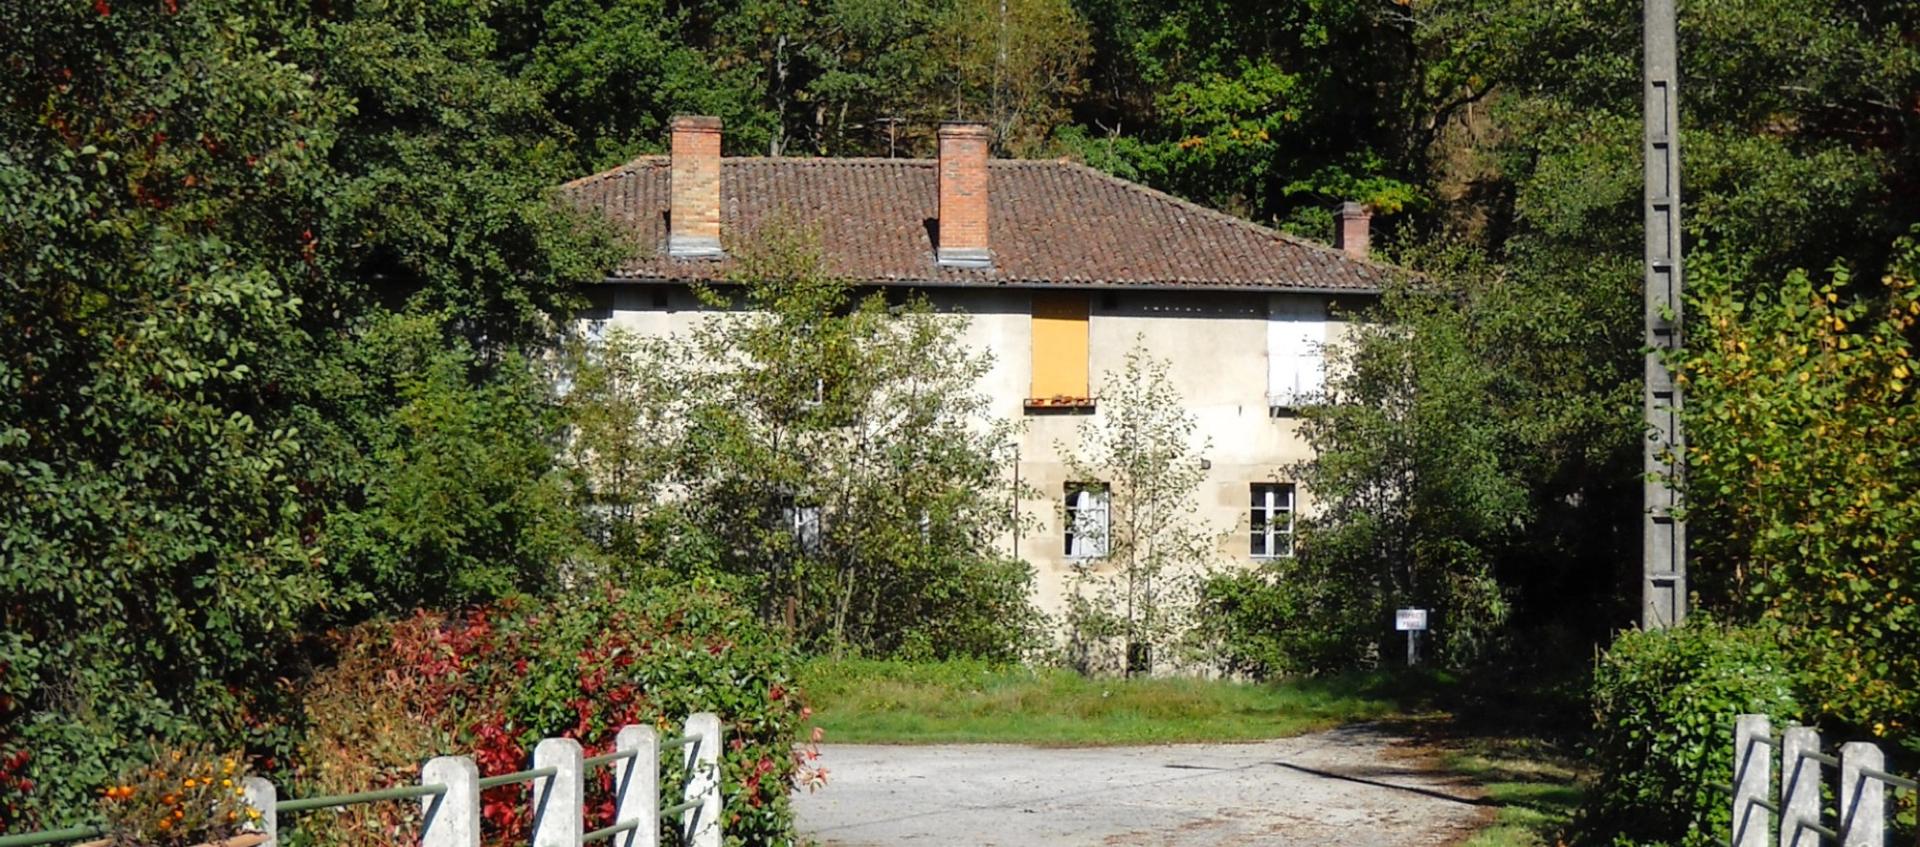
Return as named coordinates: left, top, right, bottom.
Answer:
left=792, top=725, right=1490, bottom=846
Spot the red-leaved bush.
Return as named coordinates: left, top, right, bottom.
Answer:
left=294, top=580, right=818, bottom=847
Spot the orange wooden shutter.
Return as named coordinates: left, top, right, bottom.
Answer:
left=1030, top=292, right=1090, bottom=401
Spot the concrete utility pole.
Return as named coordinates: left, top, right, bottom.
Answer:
left=1642, top=0, right=1687, bottom=629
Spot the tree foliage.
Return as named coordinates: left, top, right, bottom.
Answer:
left=1681, top=238, right=1920, bottom=743
left=564, top=230, right=1039, bottom=660
left=1058, top=346, right=1214, bottom=675
left=0, top=0, right=619, bottom=827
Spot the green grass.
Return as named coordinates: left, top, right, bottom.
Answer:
left=1441, top=734, right=1585, bottom=847
left=797, top=657, right=1449, bottom=746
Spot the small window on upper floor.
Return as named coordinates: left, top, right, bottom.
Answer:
left=1065, top=482, right=1110, bottom=560
left=1268, top=297, right=1327, bottom=413
left=1251, top=482, right=1295, bottom=559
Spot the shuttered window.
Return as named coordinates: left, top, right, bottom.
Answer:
left=1268, top=297, right=1328, bottom=407
left=1030, top=292, right=1090, bottom=404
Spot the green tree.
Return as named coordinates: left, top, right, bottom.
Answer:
left=0, top=0, right=621, bottom=825
left=0, top=1, right=340, bottom=823
left=1059, top=346, right=1215, bottom=675
left=564, top=228, right=1038, bottom=659
left=1063, top=0, right=1420, bottom=232
left=1681, top=238, right=1920, bottom=744
left=933, top=0, right=1092, bottom=154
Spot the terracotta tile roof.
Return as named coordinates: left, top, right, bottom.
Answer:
left=560, top=156, right=1395, bottom=292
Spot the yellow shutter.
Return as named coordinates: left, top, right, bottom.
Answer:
left=1030, top=292, right=1089, bottom=402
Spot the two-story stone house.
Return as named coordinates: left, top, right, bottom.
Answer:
left=560, top=116, right=1397, bottom=620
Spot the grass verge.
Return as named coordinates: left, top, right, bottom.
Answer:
left=1442, top=734, right=1584, bottom=847
left=797, top=657, right=1449, bottom=746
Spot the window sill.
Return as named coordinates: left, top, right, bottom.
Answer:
left=1026, top=396, right=1096, bottom=414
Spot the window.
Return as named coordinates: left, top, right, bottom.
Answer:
left=1028, top=292, right=1091, bottom=408
left=1268, top=297, right=1327, bottom=410
left=1251, top=483, right=1295, bottom=558
left=783, top=503, right=823, bottom=554
left=1064, top=482, right=1110, bottom=559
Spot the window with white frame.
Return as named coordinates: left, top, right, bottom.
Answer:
left=1250, top=483, right=1295, bottom=558
left=1064, top=482, right=1110, bottom=560
left=784, top=503, right=823, bottom=554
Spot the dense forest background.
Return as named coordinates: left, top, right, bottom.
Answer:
left=4, top=0, right=1918, bottom=837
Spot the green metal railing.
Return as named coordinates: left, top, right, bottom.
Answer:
left=659, top=798, right=702, bottom=817
left=475, top=766, right=557, bottom=791
left=1726, top=715, right=1920, bottom=847
left=582, top=819, right=639, bottom=843
left=583, top=749, right=638, bottom=769
left=1, top=713, right=726, bottom=847
left=278, top=782, right=448, bottom=814
left=0, top=825, right=106, bottom=847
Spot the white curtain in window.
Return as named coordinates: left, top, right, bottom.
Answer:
left=1067, top=486, right=1110, bottom=559
left=787, top=504, right=823, bottom=553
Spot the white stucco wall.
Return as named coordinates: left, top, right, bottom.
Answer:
left=586, top=283, right=1367, bottom=624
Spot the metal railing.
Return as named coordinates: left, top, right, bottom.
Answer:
left=1729, top=713, right=1915, bottom=847
left=0, top=712, right=725, bottom=847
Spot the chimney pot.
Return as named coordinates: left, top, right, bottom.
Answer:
left=670, top=115, right=724, bottom=259
left=1335, top=201, right=1371, bottom=261
left=936, top=122, right=992, bottom=269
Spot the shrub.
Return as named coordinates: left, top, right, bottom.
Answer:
left=1681, top=241, right=1920, bottom=742
left=1196, top=555, right=1382, bottom=678
left=1579, top=623, right=1802, bottom=847
left=98, top=745, right=257, bottom=847
left=293, top=582, right=818, bottom=847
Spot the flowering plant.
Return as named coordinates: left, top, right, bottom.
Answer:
left=98, top=744, right=259, bottom=847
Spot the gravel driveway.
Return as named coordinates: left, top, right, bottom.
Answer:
left=792, top=724, right=1490, bottom=846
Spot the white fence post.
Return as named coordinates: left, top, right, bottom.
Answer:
left=681, top=712, right=724, bottom=847
left=531, top=738, right=583, bottom=847
left=242, top=776, right=277, bottom=847
left=614, top=725, right=660, bottom=847
left=422, top=755, right=480, bottom=847
left=1839, top=741, right=1884, bottom=847
left=1780, top=726, right=1822, bottom=847
left=1735, top=714, right=1773, bottom=847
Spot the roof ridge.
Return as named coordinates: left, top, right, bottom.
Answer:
left=557, top=155, right=664, bottom=189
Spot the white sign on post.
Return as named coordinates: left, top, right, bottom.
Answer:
left=1395, top=609, right=1428, bottom=631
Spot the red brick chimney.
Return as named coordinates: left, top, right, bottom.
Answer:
left=936, top=122, right=992, bottom=268
left=1335, top=202, right=1371, bottom=261
left=669, top=115, right=723, bottom=259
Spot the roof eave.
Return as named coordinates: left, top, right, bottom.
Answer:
left=595, top=274, right=1385, bottom=296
